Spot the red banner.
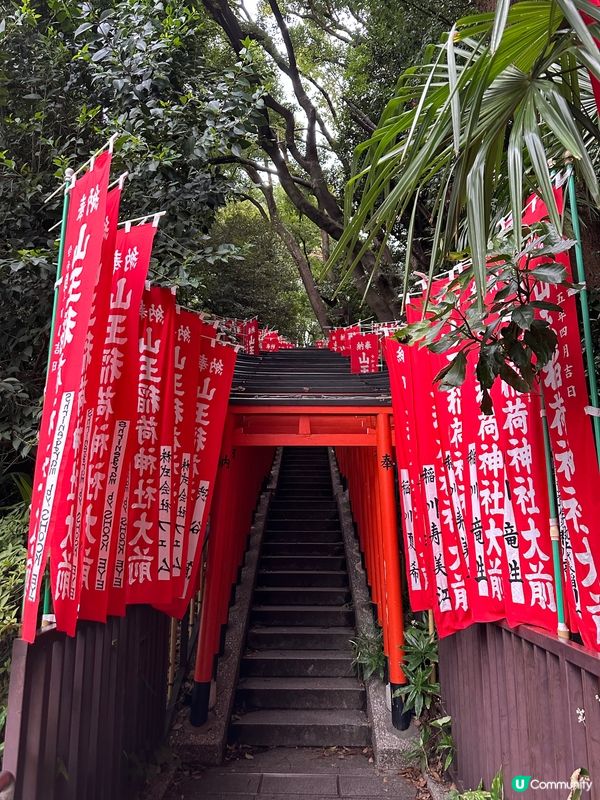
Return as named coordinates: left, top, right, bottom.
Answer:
left=525, top=198, right=600, bottom=650
left=243, top=319, right=259, bottom=355
left=23, top=152, right=112, bottom=642
left=389, top=258, right=560, bottom=637
left=350, top=333, right=379, bottom=374
left=125, top=286, right=176, bottom=605
left=167, top=309, right=205, bottom=601
left=78, top=222, right=158, bottom=621
left=50, top=186, right=121, bottom=633
left=164, top=337, right=237, bottom=618
left=384, top=338, right=432, bottom=612
left=260, top=330, right=281, bottom=352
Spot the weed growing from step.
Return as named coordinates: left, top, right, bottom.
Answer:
left=350, top=626, right=386, bottom=681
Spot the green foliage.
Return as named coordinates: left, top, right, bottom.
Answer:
left=395, top=617, right=439, bottom=718
left=408, top=714, right=454, bottom=776
left=0, top=0, right=306, bottom=475
left=395, top=225, right=578, bottom=409
left=0, top=504, right=28, bottom=753
left=330, top=0, right=600, bottom=318
left=449, top=770, right=504, bottom=800
left=340, top=0, right=474, bottom=162
left=350, top=626, right=386, bottom=681
left=202, top=201, right=318, bottom=339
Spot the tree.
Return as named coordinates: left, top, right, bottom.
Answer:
left=201, top=0, right=402, bottom=319
left=198, top=199, right=319, bottom=339
left=330, top=0, right=600, bottom=397
left=0, top=0, right=308, bottom=477
left=332, top=0, right=600, bottom=305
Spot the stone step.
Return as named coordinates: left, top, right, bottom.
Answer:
left=241, top=649, right=353, bottom=678
left=251, top=604, right=354, bottom=627
left=270, top=499, right=337, bottom=509
left=257, top=570, right=348, bottom=587
left=261, top=541, right=345, bottom=557
left=247, top=625, right=355, bottom=651
left=253, top=586, right=351, bottom=606
left=273, top=488, right=335, bottom=505
left=264, top=530, right=342, bottom=543
left=266, top=518, right=340, bottom=532
left=259, top=555, right=346, bottom=571
left=230, top=708, right=370, bottom=747
left=236, top=676, right=365, bottom=710
left=269, top=508, right=339, bottom=521
left=277, top=482, right=332, bottom=491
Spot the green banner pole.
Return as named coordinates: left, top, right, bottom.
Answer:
left=567, top=170, right=600, bottom=469
left=41, top=168, right=74, bottom=622
left=540, top=390, right=569, bottom=641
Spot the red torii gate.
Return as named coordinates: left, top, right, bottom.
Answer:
left=190, top=349, right=408, bottom=730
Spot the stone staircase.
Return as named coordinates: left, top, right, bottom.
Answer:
left=231, top=447, right=370, bottom=747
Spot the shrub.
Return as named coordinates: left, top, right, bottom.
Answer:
left=0, top=505, right=27, bottom=751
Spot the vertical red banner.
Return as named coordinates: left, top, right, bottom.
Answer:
left=165, top=337, right=237, bottom=618
left=384, top=338, right=432, bottom=612
left=243, top=319, right=259, bottom=355
left=167, top=309, right=204, bottom=601
left=531, top=258, right=600, bottom=649
left=50, top=185, right=121, bottom=633
left=78, top=222, right=158, bottom=621
left=350, top=333, right=379, bottom=374
left=125, top=286, right=176, bottom=605
left=23, top=152, right=112, bottom=642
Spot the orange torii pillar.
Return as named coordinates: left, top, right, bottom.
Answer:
left=375, top=412, right=410, bottom=730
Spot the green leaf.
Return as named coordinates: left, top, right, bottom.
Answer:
left=499, top=362, right=530, bottom=392
left=91, top=47, right=110, bottom=62
left=476, top=345, right=498, bottom=389
left=511, top=304, right=534, bottom=329
left=490, top=0, right=510, bottom=53
left=524, top=319, right=558, bottom=366
left=447, top=27, right=461, bottom=156
left=529, top=300, right=563, bottom=312
left=436, top=351, right=467, bottom=388
left=531, top=263, right=567, bottom=284
left=429, top=331, right=461, bottom=354
left=74, top=22, right=94, bottom=37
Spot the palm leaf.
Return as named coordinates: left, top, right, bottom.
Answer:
left=327, top=0, right=600, bottom=310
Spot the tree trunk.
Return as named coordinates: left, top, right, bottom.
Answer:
left=274, top=220, right=331, bottom=333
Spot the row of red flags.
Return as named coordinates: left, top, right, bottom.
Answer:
left=385, top=189, right=600, bottom=652
left=225, top=321, right=296, bottom=354
left=23, top=153, right=239, bottom=641
left=315, top=322, right=398, bottom=374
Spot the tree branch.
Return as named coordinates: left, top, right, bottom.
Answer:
left=342, top=95, right=377, bottom=133
left=287, top=10, right=354, bottom=43
left=235, top=191, right=270, bottom=221
left=209, top=155, right=314, bottom=190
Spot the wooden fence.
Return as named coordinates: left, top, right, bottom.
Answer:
left=439, top=622, right=600, bottom=799
left=2, top=606, right=170, bottom=800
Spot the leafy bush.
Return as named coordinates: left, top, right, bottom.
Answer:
left=0, top=505, right=27, bottom=751
left=396, top=617, right=440, bottom=717
left=397, top=615, right=455, bottom=778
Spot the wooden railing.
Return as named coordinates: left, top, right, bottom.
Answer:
left=439, top=622, right=600, bottom=799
